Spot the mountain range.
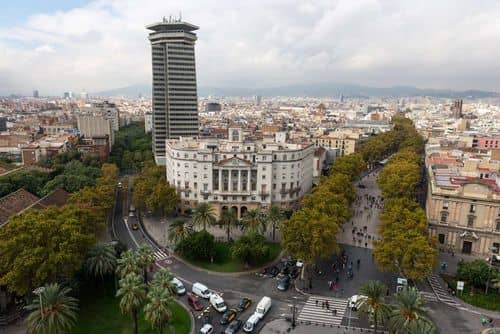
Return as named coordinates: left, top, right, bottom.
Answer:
left=93, top=82, right=499, bottom=99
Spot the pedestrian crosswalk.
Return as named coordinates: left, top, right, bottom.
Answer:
left=419, top=291, right=438, bottom=302
left=427, top=274, right=461, bottom=307
left=153, top=249, right=170, bottom=261
left=297, top=296, right=348, bottom=326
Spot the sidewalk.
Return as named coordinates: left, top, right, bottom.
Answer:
left=261, top=319, right=385, bottom=334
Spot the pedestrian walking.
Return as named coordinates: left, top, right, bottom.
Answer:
left=326, top=301, right=330, bottom=310
left=332, top=309, right=337, bottom=316
left=357, top=259, right=360, bottom=268
left=316, top=299, right=319, bottom=306
left=322, top=301, right=325, bottom=309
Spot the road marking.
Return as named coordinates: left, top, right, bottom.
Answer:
left=297, top=295, right=348, bottom=326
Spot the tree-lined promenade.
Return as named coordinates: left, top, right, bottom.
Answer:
left=281, top=115, right=437, bottom=280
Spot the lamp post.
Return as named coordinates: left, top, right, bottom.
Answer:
left=485, top=246, right=498, bottom=295
left=290, top=296, right=297, bottom=328
left=33, top=286, right=45, bottom=319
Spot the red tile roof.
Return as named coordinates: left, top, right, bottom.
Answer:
left=0, top=188, right=40, bottom=225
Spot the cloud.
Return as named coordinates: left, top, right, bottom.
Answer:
left=34, top=44, right=55, bottom=53
left=1, top=0, right=500, bottom=95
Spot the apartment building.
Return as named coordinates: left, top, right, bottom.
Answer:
left=426, top=149, right=500, bottom=257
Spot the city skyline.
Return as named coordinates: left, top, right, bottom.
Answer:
left=2, top=1, right=500, bottom=95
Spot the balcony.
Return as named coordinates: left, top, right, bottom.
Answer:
left=259, top=191, right=269, bottom=196
left=200, top=190, right=211, bottom=196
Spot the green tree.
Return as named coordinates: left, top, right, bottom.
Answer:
left=25, top=283, right=78, bottom=334
left=146, top=183, right=178, bottom=216
left=85, top=242, right=117, bottom=282
left=151, top=268, right=177, bottom=297
left=281, top=207, right=339, bottom=264
left=406, top=319, right=437, bottom=334
left=0, top=207, right=95, bottom=295
left=219, top=209, right=238, bottom=242
left=377, top=160, right=420, bottom=199
left=241, top=208, right=267, bottom=234
left=136, top=245, right=156, bottom=284
left=457, top=260, right=496, bottom=289
left=231, top=231, right=270, bottom=266
left=192, top=203, right=216, bottom=231
left=116, top=273, right=147, bottom=334
left=329, top=153, right=365, bottom=181
left=175, top=230, right=216, bottom=261
left=116, top=250, right=141, bottom=279
left=144, top=285, right=173, bottom=334
left=267, top=205, right=284, bottom=241
left=356, top=280, right=391, bottom=334
left=389, top=287, right=432, bottom=333
left=167, top=217, right=193, bottom=244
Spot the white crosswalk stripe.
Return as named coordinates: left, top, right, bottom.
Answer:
left=419, top=291, right=438, bottom=302
left=153, top=249, right=170, bottom=261
left=297, top=296, right=348, bottom=326
left=427, top=275, right=461, bottom=307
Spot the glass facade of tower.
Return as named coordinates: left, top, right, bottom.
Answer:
left=147, top=20, right=199, bottom=165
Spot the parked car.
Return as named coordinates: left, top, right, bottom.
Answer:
left=358, top=183, right=366, bottom=189
left=348, top=295, right=366, bottom=311
left=277, top=276, right=291, bottom=291
left=254, top=297, right=272, bottom=319
left=220, top=309, right=238, bottom=325
left=236, top=297, right=252, bottom=312
left=225, top=319, right=243, bottom=334
left=170, top=277, right=186, bottom=295
left=199, top=324, right=214, bottom=334
left=131, top=223, right=139, bottom=230
left=243, top=313, right=260, bottom=333
left=209, top=293, right=227, bottom=313
left=192, top=282, right=211, bottom=299
left=202, top=311, right=212, bottom=326
left=187, top=293, right=204, bottom=311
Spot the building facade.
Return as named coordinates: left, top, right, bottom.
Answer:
left=165, top=128, right=314, bottom=218
left=147, top=18, right=200, bottom=165
left=92, top=101, right=120, bottom=132
left=314, top=130, right=360, bottom=156
left=77, top=115, right=114, bottom=150
left=426, top=158, right=500, bottom=257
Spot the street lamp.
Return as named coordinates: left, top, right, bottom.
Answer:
left=289, top=296, right=298, bottom=328
left=33, top=286, right=45, bottom=319
left=485, top=246, right=498, bottom=295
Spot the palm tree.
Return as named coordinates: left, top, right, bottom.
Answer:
left=356, top=280, right=391, bottom=334
left=25, top=283, right=78, bottom=334
left=151, top=268, right=177, bottom=296
left=406, top=319, right=437, bottom=334
left=242, top=208, right=267, bottom=234
left=219, top=209, right=238, bottom=241
left=389, top=287, right=432, bottom=333
left=86, top=242, right=117, bottom=281
left=144, top=285, right=173, bottom=334
left=117, top=273, right=147, bottom=334
left=167, top=217, right=193, bottom=244
left=267, top=205, right=284, bottom=241
left=137, top=245, right=156, bottom=284
left=116, top=249, right=141, bottom=279
left=192, top=203, right=216, bottom=231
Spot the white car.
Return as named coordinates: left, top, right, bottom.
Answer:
left=199, top=324, right=214, bottom=334
left=349, top=295, right=367, bottom=311
left=209, top=293, right=227, bottom=313
left=170, top=277, right=186, bottom=295
left=296, top=260, right=304, bottom=268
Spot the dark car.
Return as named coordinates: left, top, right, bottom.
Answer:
left=225, top=319, right=243, bottom=334
left=236, top=297, right=252, bottom=312
left=202, top=311, right=212, bottom=325
left=132, top=223, right=139, bottom=230
left=187, top=293, right=203, bottom=311
left=357, top=183, right=366, bottom=189
left=280, top=265, right=290, bottom=276
left=277, top=276, right=291, bottom=291
left=220, top=309, right=238, bottom=325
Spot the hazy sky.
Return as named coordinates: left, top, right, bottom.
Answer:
left=1, top=0, right=500, bottom=95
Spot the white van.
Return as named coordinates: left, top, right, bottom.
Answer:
left=170, top=277, right=186, bottom=295
left=254, top=296, right=271, bottom=319
left=209, top=293, right=227, bottom=313
left=192, top=282, right=211, bottom=299
left=243, top=313, right=260, bottom=332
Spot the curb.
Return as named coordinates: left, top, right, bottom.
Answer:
left=176, top=300, right=196, bottom=334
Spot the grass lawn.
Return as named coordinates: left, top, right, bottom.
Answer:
left=186, top=241, right=282, bottom=272
left=71, top=280, right=191, bottom=334
left=442, top=275, right=500, bottom=311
